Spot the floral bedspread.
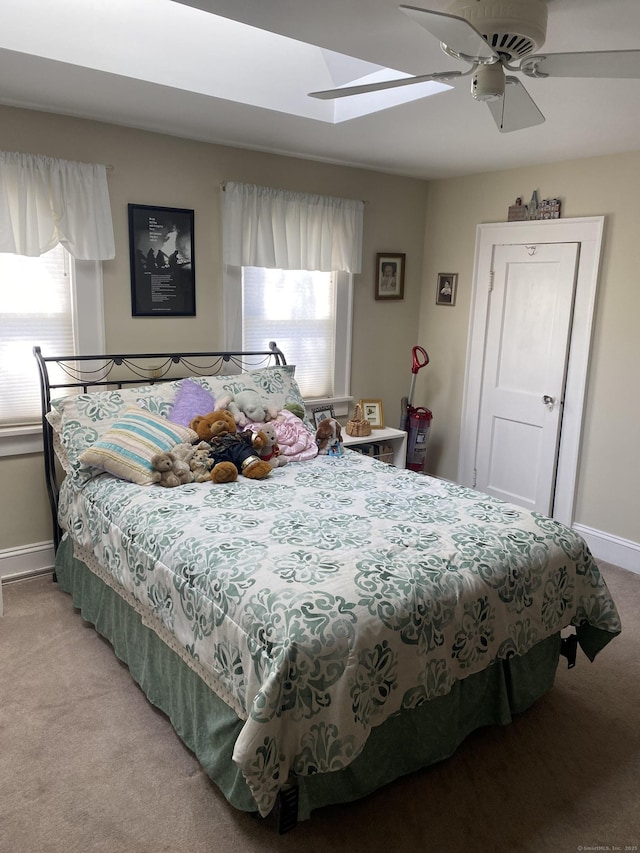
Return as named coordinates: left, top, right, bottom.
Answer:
left=57, top=451, right=621, bottom=816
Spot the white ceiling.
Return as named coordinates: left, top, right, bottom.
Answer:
left=2, top=0, right=640, bottom=180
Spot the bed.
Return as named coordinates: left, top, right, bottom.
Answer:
left=34, top=344, right=622, bottom=832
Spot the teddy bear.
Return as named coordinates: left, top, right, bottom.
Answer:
left=171, top=442, right=196, bottom=466
left=315, top=417, right=344, bottom=456
left=257, top=422, right=287, bottom=468
left=189, top=409, right=272, bottom=483
left=226, top=389, right=280, bottom=428
left=150, top=450, right=195, bottom=487
left=189, top=441, right=215, bottom=483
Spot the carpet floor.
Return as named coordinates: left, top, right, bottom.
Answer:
left=1, top=562, right=638, bottom=853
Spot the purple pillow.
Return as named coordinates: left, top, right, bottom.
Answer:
left=168, top=379, right=216, bottom=427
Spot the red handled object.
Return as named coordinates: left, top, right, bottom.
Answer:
left=406, top=406, right=433, bottom=473
left=399, top=345, right=432, bottom=472
left=411, top=345, right=429, bottom=377
left=400, top=345, right=430, bottom=431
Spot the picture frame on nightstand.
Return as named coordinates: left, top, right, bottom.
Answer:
left=312, top=405, right=335, bottom=429
left=360, top=399, right=384, bottom=429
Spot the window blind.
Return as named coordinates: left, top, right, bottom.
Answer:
left=0, top=245, right=75, bottom=426
left=242, top=267, right=336, bottom=399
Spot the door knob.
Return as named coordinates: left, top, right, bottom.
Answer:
left=542, top=395, right=555, bottom=410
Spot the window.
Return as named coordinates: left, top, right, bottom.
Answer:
left=0, top=248, right=104, bottom=455
left=222, top=182, right=362, bottom=412
left=226, top=266, right=353, bottom=409
left=1, top=245, right=74, bottom=426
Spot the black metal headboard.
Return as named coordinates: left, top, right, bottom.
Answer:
left=33, top=342, right=287, bottom=551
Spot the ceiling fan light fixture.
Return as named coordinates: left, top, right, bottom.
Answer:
left=472, top=62, right=504, bottom=101
left=308, top=0, right=640, bottom=134
left=447, top=0, right=548, bottom=60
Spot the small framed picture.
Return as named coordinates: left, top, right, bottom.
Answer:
left=313, top=405, right=335, bottom=429
left=360, top=399, right=384, bottom=429
left=375, top=253, right=405, bottom=301
left=436, top=273, right=457, bottom=306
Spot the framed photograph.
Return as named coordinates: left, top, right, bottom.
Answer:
left=129, top=204, right=196, bottom=317
left=313, top=405, right=335, bottom=429
left=360, top=399, right=384, bottom=429
left=436, top=273, right=457, bottom=306
left=375, top=253, right=405, bottom=301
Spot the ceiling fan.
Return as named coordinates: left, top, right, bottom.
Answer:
left=309, top=0, right=640, bottom=132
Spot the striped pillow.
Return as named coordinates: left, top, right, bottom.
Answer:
left=79, top=405, right=197, bottom=485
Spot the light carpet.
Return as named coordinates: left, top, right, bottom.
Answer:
left=1, top=562, right=638, bottom=853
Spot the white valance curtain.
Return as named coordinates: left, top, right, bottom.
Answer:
left=0, top=151, right=115, bottom=260
left=223, top=182, right=363, bottom=273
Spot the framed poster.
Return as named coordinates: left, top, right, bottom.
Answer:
left=375, top=253, right=405, bottom=301
left=128, top=204, right=195, bottom=316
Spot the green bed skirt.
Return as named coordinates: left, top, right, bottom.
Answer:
left=55, top=535, right=561, bottom=821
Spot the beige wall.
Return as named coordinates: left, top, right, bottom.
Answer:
left=417, top=152, right=640, bottom=545
left=1, top=105, right=638, bottom=555
left=0, top=105, right=427, bottom=550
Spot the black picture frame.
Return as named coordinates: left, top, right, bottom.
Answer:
left=128, top=204, right=195, bottom=317
left=313, top=405, right=335, bottom=429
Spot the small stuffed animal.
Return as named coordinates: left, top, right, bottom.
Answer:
left=189, top=441, right=215, bottom=483
left=257, top=422, right=287, bottom=468
left=315, top=418, right=344, bottom=456
left=151, top=451, right=194, bottom=487
left=227, top=390, right=279, bottom=428
left=190, top=409, right=272, bottom=483
left=171, top=442, right=196, bottom=466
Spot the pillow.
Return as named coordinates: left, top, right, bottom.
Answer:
left=48, top=382, right=182, bottom=484
left=78, top=405, right=197, bottom=485
left=168, top=378, right=216, bottom=427
left=47, top=364, right=310, bottom=482
left=198, top=365, right=310, bottom=426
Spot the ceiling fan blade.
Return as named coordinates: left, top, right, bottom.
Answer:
left=399, top=5, right=498, bottom=62
left=487, top=76, right=545, bottom=133
left=309, top=70, right=462, bottom=100
left=522, top=50, right=640, bottom=79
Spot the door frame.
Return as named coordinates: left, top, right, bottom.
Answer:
left=458, top=216, right=605, bottom=527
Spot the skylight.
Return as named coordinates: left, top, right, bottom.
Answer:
left=0, top=0, right=451, bottom=123
left=318, top=53, right=453, bottom=122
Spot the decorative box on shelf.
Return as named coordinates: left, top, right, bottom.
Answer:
left=342, top=427, right=407, bottom=468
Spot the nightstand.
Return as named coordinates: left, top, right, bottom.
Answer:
left=342, top=427, right=407, bottom=468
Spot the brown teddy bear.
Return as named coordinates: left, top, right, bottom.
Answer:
left=189, top=409, right=272, bottom=483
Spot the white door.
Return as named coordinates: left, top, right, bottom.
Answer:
left=459, top=218, right=604, bottom=526
left=475, top=242, right=579, bottom=514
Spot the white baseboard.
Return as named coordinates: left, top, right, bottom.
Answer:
left=572, top=523, right=640, bottom=575
left=0, top=541, right=55, bottom=582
